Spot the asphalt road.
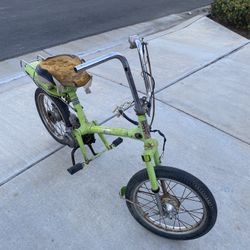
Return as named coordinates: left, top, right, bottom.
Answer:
left=0, top=0, right=211, bottom=61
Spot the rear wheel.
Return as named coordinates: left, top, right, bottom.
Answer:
left=125, top=166, right=217, bottom=240
left=35, top=88, right=71, bottom=145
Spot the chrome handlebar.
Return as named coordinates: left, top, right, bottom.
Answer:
left=74, top=35, right=154, bottom=115
left=75, top=52, right=145, bottom=115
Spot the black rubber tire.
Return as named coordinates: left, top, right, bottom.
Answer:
left=35, top=88, right=71, bottom=145
left=125, top=166, right=217, bottom=240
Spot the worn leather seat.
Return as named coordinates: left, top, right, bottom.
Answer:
left=36, top=54, right=92, bottom=87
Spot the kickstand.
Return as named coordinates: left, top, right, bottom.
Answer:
left=71, top=146, right=79, bottom=166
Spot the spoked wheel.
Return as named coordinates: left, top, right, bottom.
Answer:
left=35, top=88, right=71, bottom=145
left=125, top=166, right=217, bottom=240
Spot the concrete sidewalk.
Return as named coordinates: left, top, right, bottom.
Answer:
left=0, top=15, right=250, bottom=250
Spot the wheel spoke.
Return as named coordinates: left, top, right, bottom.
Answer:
left=179, top=206, right=203, bottom=219
left=176, top=215, right=193, bottom=228
left=137, top=195, right=156, bottom=205
left=177, top=215, right=182, bottom=230
left=180, top=190, right=194, bottom=202
left=141, top=203, right=159, bottom=214
left=162, top=179, right=180, bottom=198
left=179, top=208, right=204, bottom=215
left=172, top=216, right=177, bottom=229
left=180, top=205, right=200, bottom=224
left=180, top=187, right=187, bottom=201
left=162, top=216, right=168, bottom=229
left=182, top=197, right=202, bottom=203
left=168, top=182, right=179, bottom=194
left=137, top=190, right=155, bottom=196
left=138, top=201, right=156, bottom=210
left=141, top=184, right=157, bottom=203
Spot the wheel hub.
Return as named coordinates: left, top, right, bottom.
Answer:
left=47, top=107, right=62, bottom=123
left=161, top=193, right=180, bottom=219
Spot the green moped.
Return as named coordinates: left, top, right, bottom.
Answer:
left=21, top=35, right=217, bottom=240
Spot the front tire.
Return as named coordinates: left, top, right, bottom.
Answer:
left=125, top=166, right=217, bottom=240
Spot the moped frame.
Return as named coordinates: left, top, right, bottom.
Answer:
left=73, top=51, right=161, bottom=191
left=21, top=44, right=161, bottom=192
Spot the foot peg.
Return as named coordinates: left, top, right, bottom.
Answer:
left=111, top=137, right=123, bottom=147
left=67, top=163, right=83, bottom=175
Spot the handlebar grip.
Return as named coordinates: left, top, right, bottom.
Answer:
left=128, top=35, right=140, bottom=49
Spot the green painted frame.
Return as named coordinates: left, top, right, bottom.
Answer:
left=24, top=60, right=161, bottom=191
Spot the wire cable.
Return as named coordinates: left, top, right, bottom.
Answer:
left=151, top=129, right=167, bottom=159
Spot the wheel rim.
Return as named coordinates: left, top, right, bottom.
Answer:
left=132, top=178, right=207, bottom=235
left=37, top=93, right=67, bottom=141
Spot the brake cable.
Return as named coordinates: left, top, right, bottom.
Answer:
left=150, top=129, right=167, bottom=159
left=118, top=40, right=166, bottom=158
left=118, top=109, right=138, bottom=126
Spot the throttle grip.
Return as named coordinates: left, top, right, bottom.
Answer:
left=128, top=35, right=140, bottom=49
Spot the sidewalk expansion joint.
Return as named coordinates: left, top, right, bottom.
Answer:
left=155, top=40, right=250, bottom=94
left=90, top=72, right=130, bottom=89
left=148, top=15, right=205, bottom=41
left=156, top=98, right=250, bottom=147
left=0, top=145, right=64, bottom=187
left=0, top=114, right=117, bottom=188
left=0, top=72, right=26, bottom=86
left=91, top=68, right=250, bottom=147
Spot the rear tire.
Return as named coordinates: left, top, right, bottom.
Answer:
left=125, top=166, right=217, bottom=240
left=35, top=88, right=71, bottom=145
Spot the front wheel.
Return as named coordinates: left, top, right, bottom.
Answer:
left=125, top=166, right=217, bottom=240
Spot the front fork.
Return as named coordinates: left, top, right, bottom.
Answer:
left=138, top=115, right=164, bottom=215
left=142, top=143, right=165, bottom=215
left=142, top=139, right=160, bottom=190
left=137, top=114, right=160, bottom=190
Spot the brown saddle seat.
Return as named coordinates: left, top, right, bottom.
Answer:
left=36, top=54, right=92, bottom=87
